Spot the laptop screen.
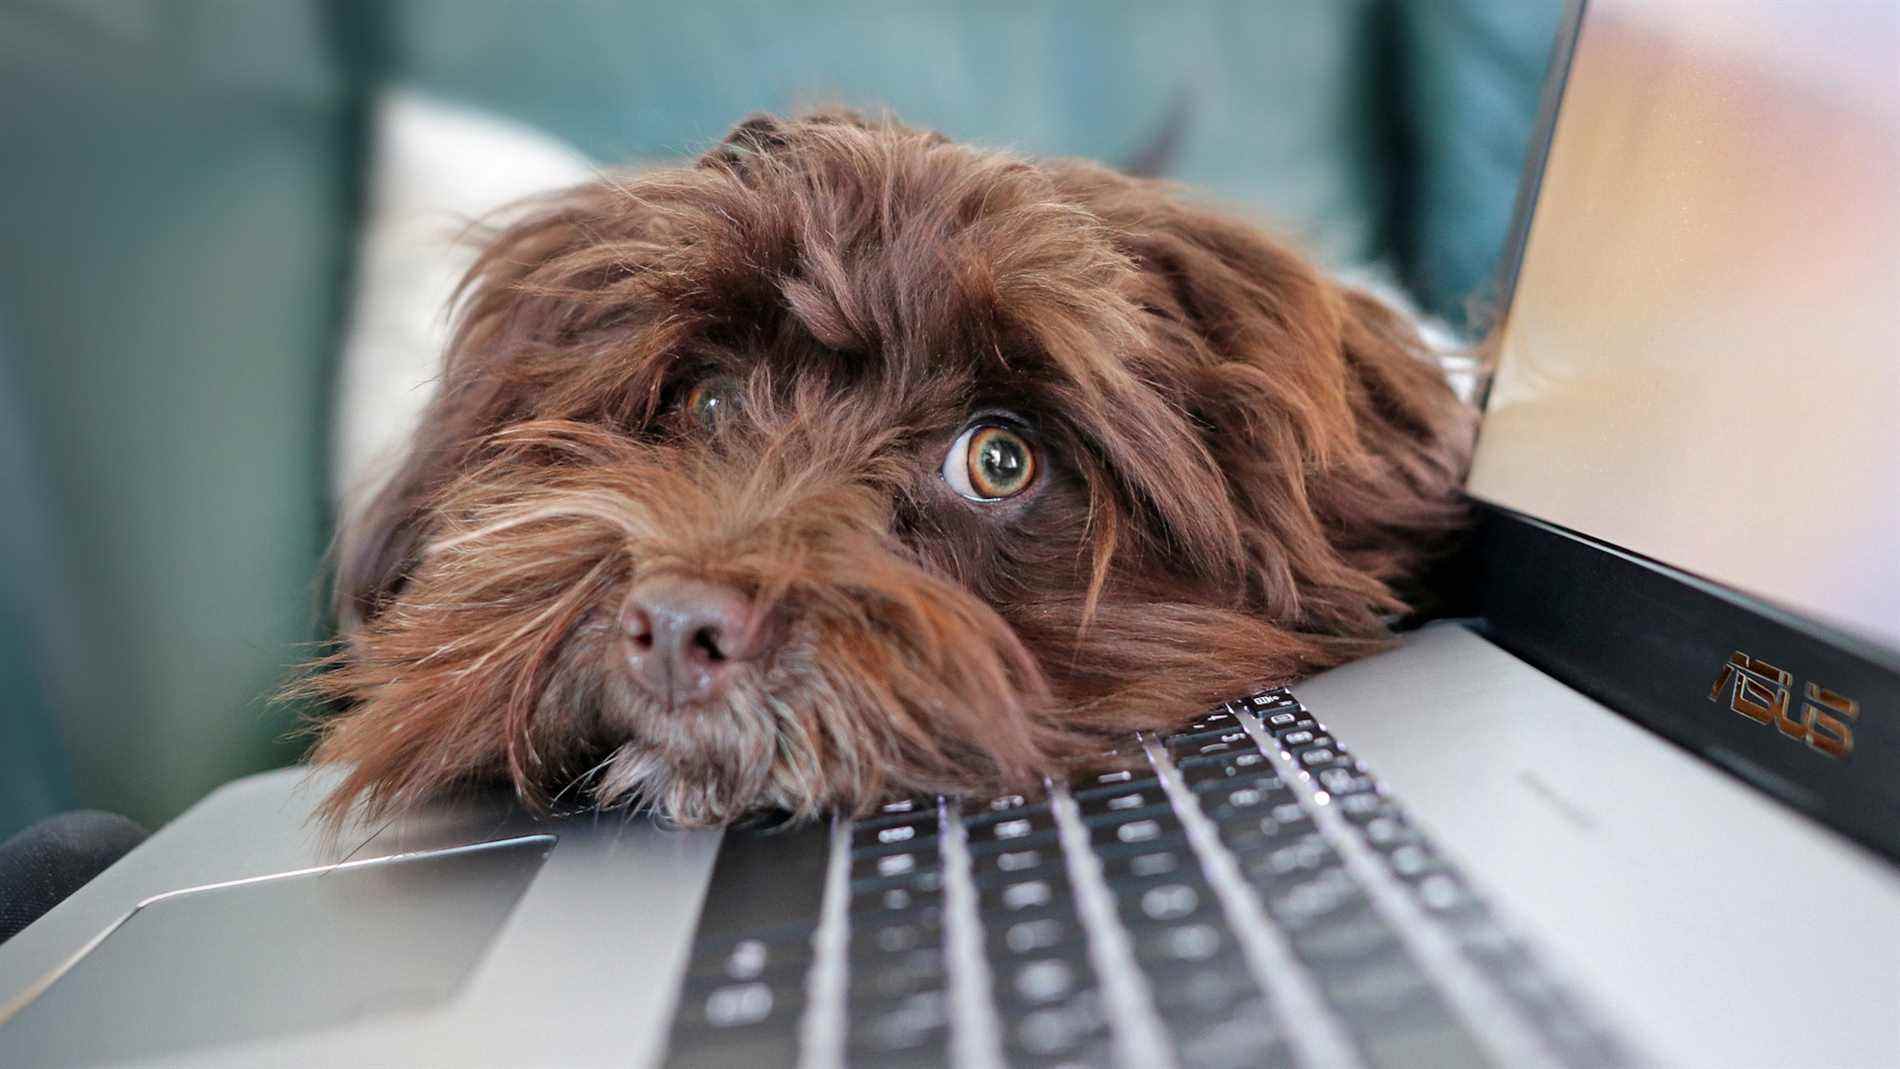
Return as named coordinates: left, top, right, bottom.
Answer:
left=1466, top=0, right=1900, bottom=656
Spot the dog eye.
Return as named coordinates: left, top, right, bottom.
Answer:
left=684, top=377, right=741, bottom=431
left=942, top=424, right=1036, bottom=501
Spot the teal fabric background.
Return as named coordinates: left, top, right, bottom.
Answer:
left=369, top=0, right=1399, bottom=266
left=0, top=1, right=354, bottom=833
left=0, top=314, right=78, bottom=839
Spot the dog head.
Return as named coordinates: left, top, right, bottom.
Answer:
left=298, top=111, right=1473, bottom=828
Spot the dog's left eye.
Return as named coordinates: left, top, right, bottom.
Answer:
left=684, top=377, right=741, bottom=431
left=942, top=423, right=1037, bottom=501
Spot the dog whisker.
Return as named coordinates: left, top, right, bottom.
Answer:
left=549, top=745, right=627, bottom=809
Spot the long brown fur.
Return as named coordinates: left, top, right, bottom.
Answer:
left=289, top=110, right=1475, bottom=830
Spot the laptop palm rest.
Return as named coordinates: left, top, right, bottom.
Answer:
left=1, top=835, right=554, bottom=1067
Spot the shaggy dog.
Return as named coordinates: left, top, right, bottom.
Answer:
left=296, top=111, right=1474, bottom=829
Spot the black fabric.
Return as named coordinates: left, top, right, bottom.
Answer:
left=0, top=810, right=148, bottom=945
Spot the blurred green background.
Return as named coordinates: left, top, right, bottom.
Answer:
left=0, top=0, right=1563, bottom=837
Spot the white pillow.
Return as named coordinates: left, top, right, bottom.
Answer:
left=331, top=89, right=596, bottom=509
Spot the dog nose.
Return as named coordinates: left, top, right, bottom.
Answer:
left=620, top=576, right=774, bottom=705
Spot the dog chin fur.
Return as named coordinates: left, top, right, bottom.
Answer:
left=289, top=109, right=1476, bottom=830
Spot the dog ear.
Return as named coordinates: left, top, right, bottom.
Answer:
left=1073, top=174, right=1475, bottom=645
left=334, top=179, right=673, bottom=628
left=698, top=113, right=795, bottom=171
left=698, top=109, right=941, bottom=176
left=333, top=366, right=505, bottom=629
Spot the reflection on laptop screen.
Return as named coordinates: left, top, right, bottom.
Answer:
left=1468, top=0, right=1900, bottom=654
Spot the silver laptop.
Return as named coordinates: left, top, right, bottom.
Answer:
left=4, top=1, right=1896, bottom=1065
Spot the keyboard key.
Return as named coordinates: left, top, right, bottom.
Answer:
left=1239, top=832, right=1341, bottom=885
left=1182, top=758, right=1277, bottom=790
left=851, top=837, right=937, bottom=868
left=964, top=806, right=1058, bottom=842
left=966, top=827, right=1063, bottom=858
left=1320, top=953, right=1492, bottom=1069
left=848, top=864, right=946, bottom=897
left=1167, top=710, right=1241, bottom=739
left=1265, top=716, right=1321, bottom=739
left=850, top=884, right=945, bottom=939
left=1262, top=867, right=1365, bottom=932
left=1288, top=903, right=1407, bottom=968
left=699, top=981, right=789, bottom=1028
left=1360, top=814, right=1420, bottom=850
left=683, top=928, right=813, bottom=986
left=850, top=846, right=939, bottom=884
left=1130, top=918, right=1238, bottom=968
left=666, top=1031, right=814, bottom=1069
left=1078, top=738, right=1146, bottom=763
left=1380, top=845, right=1439, bottom=883
left=1172, top=999, right=1293, bottom=1069
left=997, top=950, right=1094, bottom=1009
left=847, top=989, right=952, bottom=1058
left=1145, top=954, right=1256, bottom=1012
left=1216, top=809, right=1316, bottom=855
left=854, top=797, right=939, bottom=833
left=965, top=797, right=1056, bottom=831
left=850, top=912, right=943, bottom=957
left=1297, top=746, right=1340, bottom=768
left=968, top=843, right=1066, bottom=886
left=1413, top=873, right=1477, bottom=915
left=851, top=814, right=941, bottom=852
left=854, top=805, right=943, bottom=833
left=1071, top=771, right=1163, bottom=801
left=845, top=1050, right=952, bottom=1069
left=672, top=979, right=805, bottom=1048
left=1334, top=792, right=1388, bottom=822
left=1073, top=782, right=1169, bottom=818
left=990, top=912, right=1089, bottom=957
left=1096, top=841, right=1195, bottom=881
left=1176, top=748, right=1272, bottom=774
left=1004, top=988, right=1111, bottom=1064
left=850, top=947, right=949, bottom=1003
left=1167, top=725, right=1253, bottom=753
left=1088, top=813, right=1188, bottom=853
left=961, top=790, right=1046, bottom=819
left=1358, top=1018, right=1493, bottom=1069
left=1114, top=878, right=1218, bottom=926
left=1316, top=765, right=1375, bottom=794
left=1069, top=761, right=1154, bottom=793
left=976, top=873, right=1073, bottom=915
left=1320, top=947, right=1439, bottom=1019
left=1077, top=800, right=1175, bottom=829
left=1199, top=777, right=1293, bottom=821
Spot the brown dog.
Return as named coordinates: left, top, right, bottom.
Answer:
left=295, top=111, right=1474, bottom=829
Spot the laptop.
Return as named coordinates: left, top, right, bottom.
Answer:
left=3, top=1, right=1895, bottom=1064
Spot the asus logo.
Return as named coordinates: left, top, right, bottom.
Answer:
left=1708, top=652, right=1859, bottom=760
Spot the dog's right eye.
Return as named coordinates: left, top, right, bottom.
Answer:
left=684, top=377, right=742, bottom=431
left=942, top=423, right=1037, bottom=502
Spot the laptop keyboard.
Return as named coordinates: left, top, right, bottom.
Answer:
left=663, top=688, right=1632, bottom=1068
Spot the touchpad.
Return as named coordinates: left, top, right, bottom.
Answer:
left=1, top=835, right=553, bottom=1066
